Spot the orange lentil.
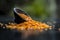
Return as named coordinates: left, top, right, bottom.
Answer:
left=0, top=18, right=52, bottom=32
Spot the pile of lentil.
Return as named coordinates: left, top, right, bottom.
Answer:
left=3, top=19, right=52, bottom=32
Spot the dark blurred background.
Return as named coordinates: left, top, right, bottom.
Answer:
left=0, top=0, right=60, bottom=40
